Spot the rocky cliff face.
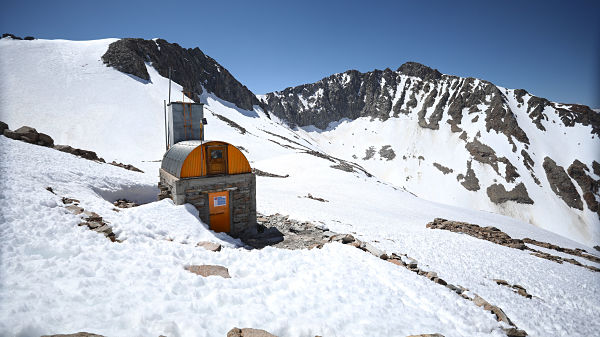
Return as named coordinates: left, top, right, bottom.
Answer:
left=262, top=62, right=600, bottom=241
left=101, top=38, right=265, bottom=112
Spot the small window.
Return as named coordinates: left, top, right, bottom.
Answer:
left=211, top=150, right=223, bottom=159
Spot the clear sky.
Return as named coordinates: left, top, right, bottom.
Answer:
left=2, top=0, right=599, bottom=107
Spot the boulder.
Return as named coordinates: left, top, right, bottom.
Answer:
left=0, top=121, right=8, bottom=134
left=38, top=132, right=54, bottom=147
left=185, top=264, right=230, bottom=278
left=13, top=126, right=39, bottom=143
left=360, top=242, right=386, bottom=259
left=3, top=129, right=21, bottom=140
left=197, top=241, right=222, bottom=252
left=227, top=327, right=277, bottom=337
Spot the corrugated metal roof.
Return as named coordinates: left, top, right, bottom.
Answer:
left=161, top=141, right=203, bottom=177
left=161, top=141, right=231, bottom=178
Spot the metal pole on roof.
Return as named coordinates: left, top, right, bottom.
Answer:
left=163, top=100, right=168, bottom=151
left=168, top=67, right=172, bottom=103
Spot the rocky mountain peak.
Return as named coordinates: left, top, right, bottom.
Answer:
left=101, top=38, right=265, bottom=112
left=397, top=61, right=442, bottom=81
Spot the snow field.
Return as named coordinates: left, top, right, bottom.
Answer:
left=1, top=37, right=599, bottom=337
left=1, top=137, right=514, bottom=337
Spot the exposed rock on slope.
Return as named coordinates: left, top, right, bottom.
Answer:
left=101, top=38, right=265, bottom=112
left=543, top=157, right=583, bottom=210
left=261, top=61, right=600, bottom=244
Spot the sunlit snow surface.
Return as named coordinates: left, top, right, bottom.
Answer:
left=1, top=37, right=599, bottom=337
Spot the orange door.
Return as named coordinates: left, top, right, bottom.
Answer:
left=208, top=191, right=230, bottom=232
left=206, top=145, right=227, bottom=175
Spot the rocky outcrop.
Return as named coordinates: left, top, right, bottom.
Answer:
left=262, top=62, right=539, bottom=147
left=427, top=218, right=599, bottom=272
left=487, top=183, right=534, bottom=205
left=2, top=123, right=144, bottom=172
left=433, top=162, right=453, bottom=174
left=567, top=160, right=599, bottom=213
left=457, top=161, right=480, bottom=191
left=542, top=157, right=583, bottom=210
left=102, top=38, right=265, bottom=112
left=378, top=145, right=396, bottom=160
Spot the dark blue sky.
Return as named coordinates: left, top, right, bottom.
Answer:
left=2, top=0, right=599, bottom=107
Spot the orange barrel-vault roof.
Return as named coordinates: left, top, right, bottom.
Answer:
left=161, top=140, right=251, bottom=178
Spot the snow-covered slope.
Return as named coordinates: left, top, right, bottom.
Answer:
left=1, top=37, right=599, bottom=336
left=262, top=66, right=600, bottom=246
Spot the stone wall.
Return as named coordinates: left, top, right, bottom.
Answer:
left=159, top=169, right=256, bottom=236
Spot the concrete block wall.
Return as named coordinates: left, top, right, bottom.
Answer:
left=159, top=169, right=256, bottom=236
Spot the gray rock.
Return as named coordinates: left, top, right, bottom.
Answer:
left=13, top=126, right=39, bottom=143
left=379, top=145, right=396, bottom=160
left=3, top=129, right=20, bottom=140
left=197, top=241, right=222, bottom=252
left=227, top=327, right=277, bottom=337
left=543, top=157, right=583, bottom=210
left=486, top=183, right=534, bottom=204
left=0, top=121, right=8, bottom=134
left=38, top=132, right=54, bottom=147
left=457, top=160, right=480, bottom=191
left=567, top=159, right=599, bottom=213
left=185, top=265, right=231, bottom=278
left=433, top=162, right=453, bottom=175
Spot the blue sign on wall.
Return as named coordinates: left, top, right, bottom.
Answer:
left=214, top=196, right=227, bottom=207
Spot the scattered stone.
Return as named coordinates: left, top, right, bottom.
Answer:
left=595, top=245, right=600, bottom=252
left=185, top=265, right=231, bottom=278
left=252, top=168, right=289, bottom=178
left=306, top=193, right=328, bottom=202
left=197, top=241, right=222, bottom=252
left=109, top=161, right=143, bottom=172
left=227, top=327, right=277, bottom=337
left=61, top=197, right=80, bottom=205
left=490, top=305, right=513, bottom=325
left=407, top=334, right=444, bottom=337
left=65, top=205, right=84, bottom=215
left=523, top=238, right=600, bottom=264
left=330, top=234, right=355, bottom=244
left=113, top=199, right=139, bottom=208
left=46, top=186, right=56, bottom=194
left=359, top=242, right=386, bottom=259
left=503, top=327, right=528, bottom=337
left=493, top=279, right=509, bottom=286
